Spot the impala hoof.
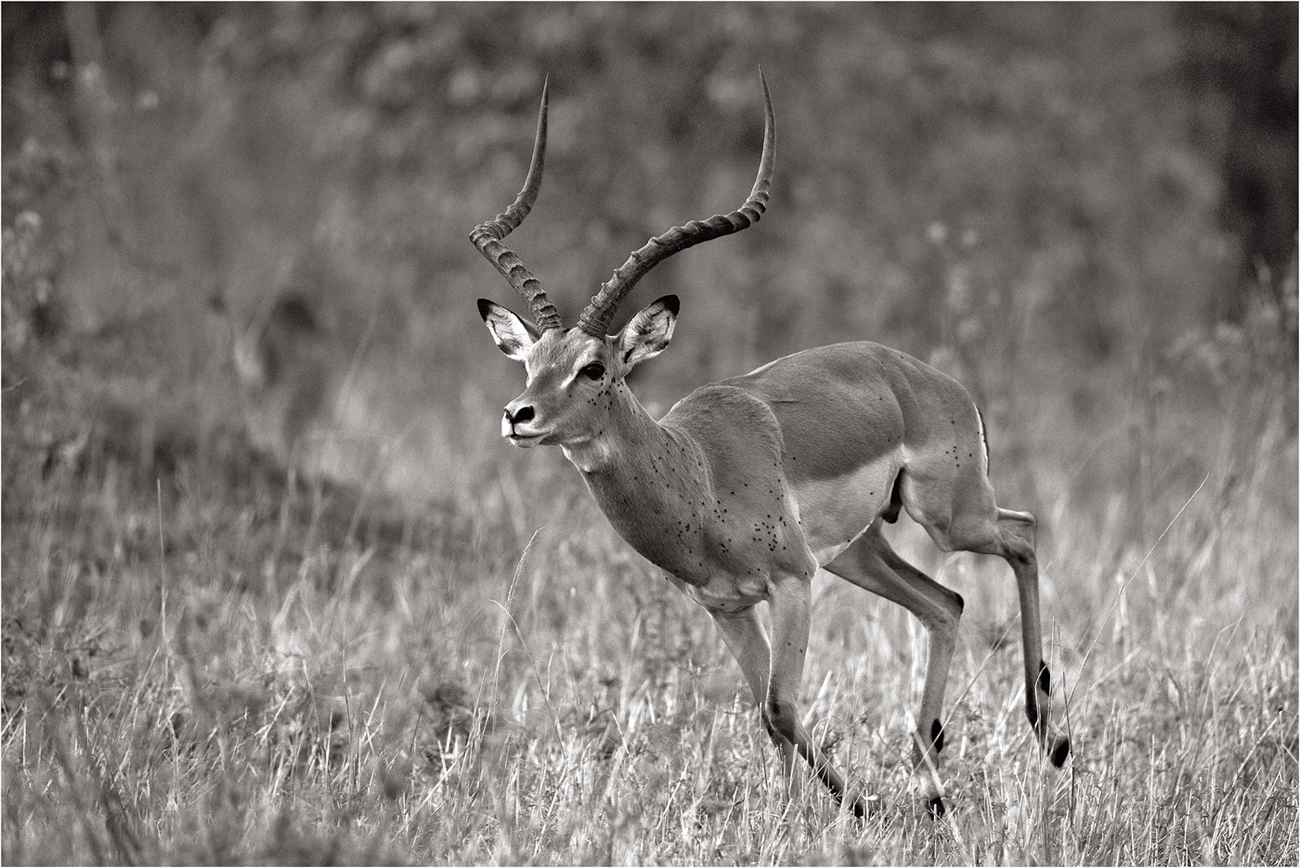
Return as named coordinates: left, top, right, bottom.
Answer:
left=1050, top=734, right=1071, bottom=767
left=850, top=792, right=881, bottom=820
left=913, top=777, right=946, bottom=819
left=841, top=791, right=883, bottom=821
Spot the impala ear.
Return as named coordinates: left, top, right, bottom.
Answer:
left=478, top=299, right=539, bottom=361
left=616, top=294, right=678, bottom=369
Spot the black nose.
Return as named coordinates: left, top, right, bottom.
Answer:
left=504, top=405, right=534, bottom=425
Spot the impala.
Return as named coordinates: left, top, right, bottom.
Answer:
left=472, top=74, right=1070, bottom=818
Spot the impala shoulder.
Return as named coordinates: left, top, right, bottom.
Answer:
left=660, top=384, right=780, bottom=457
left=662, top=385, right=786, bottom=481
left=663, top=382, right=784, bottom=434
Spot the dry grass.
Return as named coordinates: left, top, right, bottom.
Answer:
left=2, top=340, right=1296, bottom=866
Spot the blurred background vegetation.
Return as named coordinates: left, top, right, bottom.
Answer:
left=2, top=1, right=1296, bottom=544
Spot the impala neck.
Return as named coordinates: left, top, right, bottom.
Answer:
left=559, top=380, right=664, bottom=473
left=562, top=381, right=712, bottom=582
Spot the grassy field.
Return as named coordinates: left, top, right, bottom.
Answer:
left=3, top=5, right=1297, bottom=864
left=2, top=300, right=1296, bottom=865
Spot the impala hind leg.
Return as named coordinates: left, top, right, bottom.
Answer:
left=909, top=491, right=1071, bottom=769
left=903, top=470, right=1071, bottom=768
left=825, top=523, right=964, bottom=816
left=983, top=507, right=1071, bottom=767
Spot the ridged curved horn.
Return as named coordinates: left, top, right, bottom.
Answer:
left=576, top=70, right=775, bottom=338
left=470, top=77, right=564, bottom=332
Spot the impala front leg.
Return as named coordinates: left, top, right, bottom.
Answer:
left=707, top=606, right=800, bottom=785
left=766, top=576, right=869, bottom=818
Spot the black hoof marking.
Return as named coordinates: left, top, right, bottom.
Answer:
left=1050, top=736, right=1071, bottom=768
left=849, top=793, right=880, bottom=821
left=927, top=795, right=946, bottom=819
left=1024, top=696, right=1040, bottom=729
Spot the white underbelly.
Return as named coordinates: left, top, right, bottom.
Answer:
left=791, top=452, right=902, bottom=566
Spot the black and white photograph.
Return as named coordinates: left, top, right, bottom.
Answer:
left=3, top=3, right=1296, bottom=864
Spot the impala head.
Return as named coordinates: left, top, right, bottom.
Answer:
left=472, top=72, right=775, bottom=450
left=478, top=294, right=678, bottom=448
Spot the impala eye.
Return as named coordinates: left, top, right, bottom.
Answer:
left=580, top=362, right=605, bottom=381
